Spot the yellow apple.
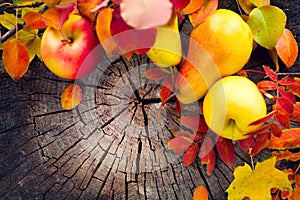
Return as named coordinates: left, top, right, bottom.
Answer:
left=175, top=9, right=253, bottom=104
left=203, top=76, right=267, bottom=140
left=41, top=14, right=100, bottom=79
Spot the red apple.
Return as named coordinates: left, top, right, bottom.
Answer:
left=41, top=14, right=100, bottom=79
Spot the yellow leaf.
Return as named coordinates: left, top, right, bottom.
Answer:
left=226, top=157, right=292, bottom=200
left=0, top=12, right=23, bottom=30
left=2, top=38, right=30, bottom=80
left=61, top=84, right=83, bottom=110
left=18, top=29, right=41, bottom=61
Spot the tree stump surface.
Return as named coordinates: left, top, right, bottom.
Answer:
left=0, top=1, right=299, bottom=199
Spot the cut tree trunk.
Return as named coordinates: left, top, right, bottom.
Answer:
left=0, top=1, right=299, bottom=199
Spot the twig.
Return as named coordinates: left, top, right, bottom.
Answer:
left=0, top=2, right=44, bottom=9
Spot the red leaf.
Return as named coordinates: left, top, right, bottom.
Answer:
left=257, top=80, right=278, bottom=91
left=170, top=0, right=190, bottom=11
left=263, top=65, right=278, bottom=81
left=216, top=137, right=235, bottom=168
left=287, top=77, right=300, bottom=98
left=2, top=39, right=30, bottom=80
left=42, top=2, right=76, bottom=30
left=120, top=0, right=173, bottom=29
left=200, top=137, right=216, bottom=175
left=250, top=133, right=271, bottom=156
left=167, top=137, right=193, bottom=153
left=268, top=128, right=300, bottom=150
left=183, top=143, right=199, bottom=166
left=249, top=110, right=276, bottom=126
left=279, top=87, right=296, bottom=105
left=269, top=123, right=282, bottom=138
left=110, top=8, right=157, bottom=54
left=189, top=0, right=218, bottom=27
left=23, top=12, right=47, bottom=29
left=275, top=28, right=299, bottom=68
left=179, top=115, right=209, bottom=133
left=237, top=137, right=255, bottom=154
left=277, top=97, right=294, bottom=114
left=143, top=67, right=170, bottom=80
left=278, top=76, right=296, bottom=86
left=173, top=131, right=195, bottom=140
left=290, top=102, right=300, bottom=122
left=160, top=77, right=172, bottom=103
left=193, top=185, right=208, bottom=200
left=275, top=108, right=290, bottom=128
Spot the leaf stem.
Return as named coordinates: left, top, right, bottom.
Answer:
left=250, top=155, right=255, bottom=170
left=234, top=0, right=243, bottom=15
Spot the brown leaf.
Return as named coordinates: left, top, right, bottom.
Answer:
left=237, top=0, right=255, bottom=14
left=268, top=128, right=300, bottom=150
left=167, top=137, right=193, bottom=153
left=275, top=28, right=299, bottom=68
left=263, top=65, right=278, bottom=82
left=257, top=80, right=278, bottom=91
left=267, top=49, right=280, bottom=71
left=143, top=67, right=170, bottom=81
left=193, top=185, right=208, bottom=200
left=23, top=12, right=47, bottom=29
left=290, top=102, right=300, bottom=122
left=2, top=39, right=30, bottom=80
left=42, top=2, right=76, bottom=30
left=216, top=137, right=235, bottom=169
left=250, top=133, right=271, bottom=156
left=61, top=84, right=83, bottom=110
left=183, top=143, right=199, bottom=166
left=189, top=0, right=218, bottom=27
left=287, top=77, right=300, bottom=98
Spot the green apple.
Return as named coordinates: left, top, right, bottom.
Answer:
left=203, top=76, right=267, bottom=140
left=41, top=14, right=100, bottom=79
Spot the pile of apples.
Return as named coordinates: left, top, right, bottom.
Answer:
left=40, top=3, right=268, bottom=141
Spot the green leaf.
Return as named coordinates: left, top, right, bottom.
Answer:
left=250, top=0, right=269, bottom=7
left=247, top=6, right=286, bottom=49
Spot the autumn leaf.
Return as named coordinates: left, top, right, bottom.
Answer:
left=42, top=2, right=76, bottom=30
left=263, top=65, right=278, bottom=81
left=23, top=12, right=47, bottom=29
left=181, top=0, right=204, bottom=14
left=237, top=0, right=255, bottom=15
left=179, top=115, right=208, bottom=133
left=77, top=0, right=104, bottom=22
left=269, top=123, right=282, bottom=138
left=291, top=174, right=300, bottom=200
left=193, top=185, right=208, bottom=200
left=43, top=0, right=61, bottom=6
left=267, top=49, right=280, bottom=71
left=278, top=76, right=295, bottom=86
left=276, top=28, right=299, bottom=68
left=226, top=157, right=292, bottom=200
left=279, top=87, right=296, bottom=105
left=216, top=137, right=235, bottom=168
left=247, top=6, right=286, bottom=49
left=277, top=97, right=294, bottom=114
left=0, top=12, right=23, bottom=30
left=189, top=0, right=218, bottom=27
left=2, top=38, right=30, bottom=80
left=267, top=128, right=300, bottom=150
left=290, top=102, right=300, bottom=122
left=250, top=0, right=270, bottom=7
left=18, top=29, right=42, bottom=61
left=257, top=80, right=278, bottom=91
left=183, top=143, right=199, bottom=166
left=120, top=0, right=173, bottom=29
left=249, top=110, right=276, bottom=126
left=250, top=132, right=271, bottom=156
left=143, top=67, right=170, bottom=81
left=61, top=84, right=83, bottom=110
left=272, top=150, right=300, bottom=162
left=160, top=77, right=172, bottom=103
left=237, top=137, right=255, bottom=154
left=170, top=0, right=190, bottom=11
left=287, top=77, right=300, bottom=98
left=167, top=136, right=193, bottom=153
left=274, top=107, right=290, bottom=128
left=200, top=137, right=216, bottom=175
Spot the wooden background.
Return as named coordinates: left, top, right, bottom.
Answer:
left=0, top=0, right=299, bottom=199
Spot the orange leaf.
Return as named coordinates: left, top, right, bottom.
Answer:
left=95, top=7, right=119, bottom=57
left=2, top=39, right=30, bottom=80
left=268, top=128, right=300, bottom=150
left=189, top=0, right=218, bottom=27
left=275, top=109, right=290, bottom=128
left=263, top=65, right=278, bottom=81
left=179, top=115, right=208, bottom=133
left=183, top=143, right=199, bottom=166
left=250, top=133, right=271, bottom=156
left=61, top=84, right=83, bottom=110
left=167, top=137, right=193, bottom=153
left=43, top=0, right=61, bottom=6
left=237, top=0, right=255, bottom=15
left=160, top=77, right=172, bottom=103
left=290, top=174, right=300, bottom=200
left=272, top=150, right=300, bottom=162
left=216, top=137, right=235, bottom=169
left=279, top=87, right=296, bottom=105
left=23, top=12, right=47, bottom=29
left=193, top=185, right=208, bottom=200
left=42, top=2, right=76, bottom=30
left=200, top=137, right=216, bottom=175
left=269, top=123, right=282, bottom=138
left=181, top=0, right=205, bottom=14
left=249, top=110, right=276, bottom=126
left=277, top=97, right=294, bottom=114
left=275, top=28, right=299, bottom=68
left=290, top=102, right=300, bottom=122
left=287, top=77, right=300, bottom=98
left=237, top=137, right=255, bottom=154
left=257, top=80, right=278, bottom=91
left=143, top=67, right=170, bottom=80
left=78, top=0, right=101, bottom=22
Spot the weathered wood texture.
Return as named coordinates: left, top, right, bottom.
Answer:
left=0, top=1, right=299, bottom=199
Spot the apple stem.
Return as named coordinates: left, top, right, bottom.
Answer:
left=60, top=30, right=72, bottom=44
left=157, top=93, right=176, bottom=124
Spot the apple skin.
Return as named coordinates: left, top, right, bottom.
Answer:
left=41, top=14, right=100, bottom=79
left=203, top=76, right=267, bottom=140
